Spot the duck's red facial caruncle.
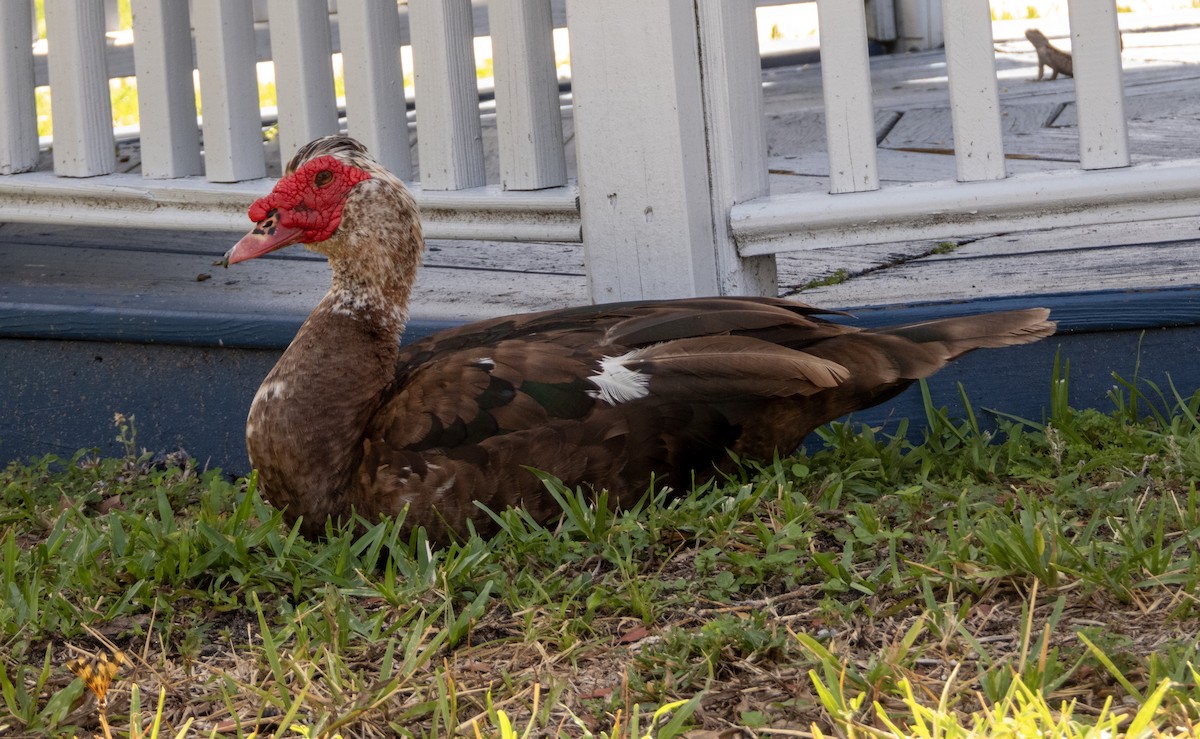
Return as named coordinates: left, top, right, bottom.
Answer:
left=225, top=155, right=372, bottom=265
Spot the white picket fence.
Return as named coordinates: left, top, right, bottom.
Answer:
left=1, top=0, right=1198, bottom=304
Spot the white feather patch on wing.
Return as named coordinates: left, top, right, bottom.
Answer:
left=587, top=352, right=651, bottom=405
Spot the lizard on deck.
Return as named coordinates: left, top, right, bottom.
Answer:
left=1025, top=28, right=1073, bottom=80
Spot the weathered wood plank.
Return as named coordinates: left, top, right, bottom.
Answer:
left=761, top=48, right=941, bottom=115
left=878, top=102, right=1073, bottom=160
left=942, top=215, right=1200, bottom=258
left=773, top=214, right=1200, bottom=297
left=769, top=147, right=1071, bottom=191
left=0, top=221, right=584, bottom=275
left=1055, top=77, right=1200, bottom=126
left=0, top=240, right=587, bottom=330
left=131, top=0, right=202, bottom=178
left=774, top=240, right=936, bottom=292
left=0, top=0, right=38, bottom=174
left=44, top=0, right=115, bottom=176
left=1054, top=79, right=1200, bottom=162
left=767, top=110, right=900, bottom=158
left=797, top=238, right=1200, bottom=307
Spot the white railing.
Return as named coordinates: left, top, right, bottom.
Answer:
left=0, top=0, right=577, bottom=242
left=725, top=0, right=1200, bottom=259
left=1, top=0, right=1198, bottom=304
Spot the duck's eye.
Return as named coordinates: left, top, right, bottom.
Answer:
left=314, top=170, right=334, bottom=188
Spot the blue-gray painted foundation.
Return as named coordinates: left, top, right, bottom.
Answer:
left=4, top=287, right=1198, bottom=474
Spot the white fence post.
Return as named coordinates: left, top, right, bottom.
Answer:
left=695, top=0, right=776, bottom=296
left=131, top=0, right=202, bottom=178
left=44, top=0, right=115, bottom=177
left=941, top=0, right=1006, bottom=182
left=568, top=0, right=720, bottom=301
left=408, top=0, right=486, bottom=190
left=816, top=0, right=879, bottom=194
left=266, top=0, right=339, bottom=164
left=338, top=0, right=413, bottom=180
left=0, top=0, right=38, bottom=174
left=489, top=0, right=567, bottom=191
left=1068, top=0, right=1129, bottom=170
left=192, top=0, right=266, bottom=182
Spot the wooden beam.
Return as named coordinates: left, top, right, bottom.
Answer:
left=0, top=171, right=580, bottom=242
left=733, top=160, right=1200, bottom=255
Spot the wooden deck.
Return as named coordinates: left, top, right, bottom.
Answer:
left=4, top=13, right=1200, bottom=469
left=770, top=15, right=1200, bottom=302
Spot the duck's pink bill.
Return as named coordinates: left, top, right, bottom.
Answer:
left=224, top=222, right=306, bottom=266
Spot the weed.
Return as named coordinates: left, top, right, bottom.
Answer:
left=797, top=268, right=851, bottom=292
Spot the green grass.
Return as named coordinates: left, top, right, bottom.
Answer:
left=3, top=367, right=1200, bottom=737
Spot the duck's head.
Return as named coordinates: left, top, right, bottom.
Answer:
left=225, top=135, right=418, bottom=266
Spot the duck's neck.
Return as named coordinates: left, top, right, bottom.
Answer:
left=326, top=231, right=416, bottom=333
left=247, top=299, right=402, bottom=530
left=248, top=210, right=422, bottom=532
left=321, top=175, right=423, bottom=336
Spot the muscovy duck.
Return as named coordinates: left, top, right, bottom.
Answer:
left=225, top=135, right=1055, bottom=542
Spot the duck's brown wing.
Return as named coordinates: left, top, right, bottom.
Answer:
left=353, top=301, right=1053, bottom=542
left=393, top=296, right=848, bottom=361
left=353, top=298, right=864, bottom=540
left=378, top=297, right=863, bottom=460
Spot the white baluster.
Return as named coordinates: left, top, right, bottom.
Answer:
left=489, top=0, right=566, bottom=191
left=131, top=0, right=202, bottom=178
left=44, top=0, right=115, bottom=177
left=266, top=0, right=338, bottom=165
left=338, top=0, right=412, bottom=180
left=815, top=0, right=878, bottom=193
left=192, top=0, right=265, bottom=182
left=408, top=0, right=485, bottom=190
left=0, top=0, right=38, bottom=174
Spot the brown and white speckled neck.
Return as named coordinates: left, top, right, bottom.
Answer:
left=318, top=175, right=423, bottom=337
